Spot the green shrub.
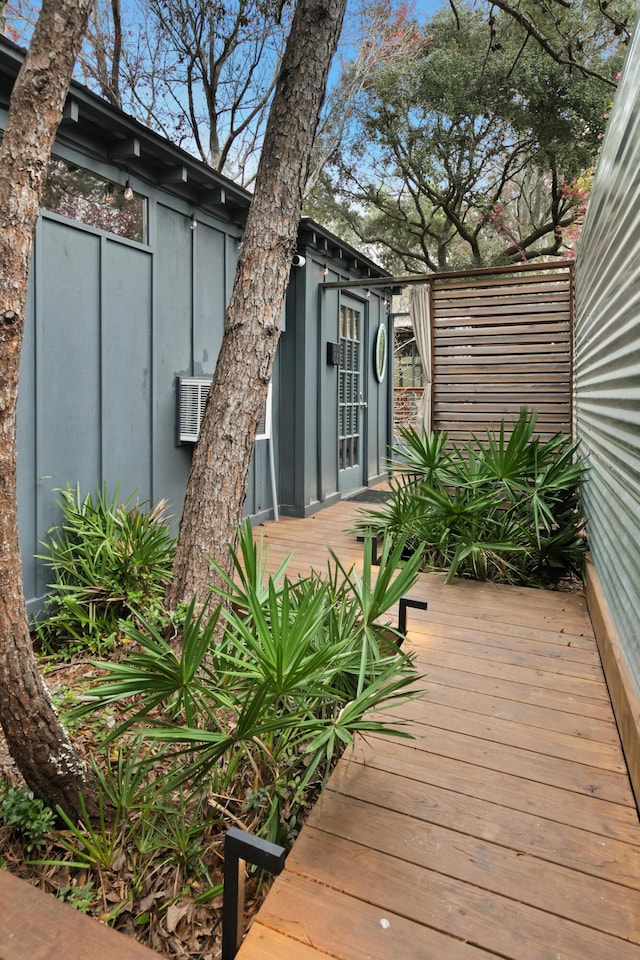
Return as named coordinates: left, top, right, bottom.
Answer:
left=34, top=484, right=176, bottom=654
left=357, top=409, right=587, bottom=586
left=57, top=882, right=96, bottom=913
left=69, top=523, right=423, bottom=846
left=1, top=783, right=55, bottom=852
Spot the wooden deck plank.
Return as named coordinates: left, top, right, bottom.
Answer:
left=384, top=698, right=627, bottom=770
left=280, top=831, right=640, bottom=960
left=411, top=634, right=606, bottom=682
left=236, top=925, right=329, bottom=959
left=365, top=723, right=635, bottom=803
left=315, top=774, right=640, bottom=903
left=412, top=646, right=611, bottom=700
left=237, top=499, right=640, bottom=960
left=370, top=571, right=594, bottom=631
left=417, top=678, right=619, bottom=743
left=409, top=606, right=596, bottom=650
left=329, top=756, right=640, bottom=857
left=0, top=869, right=157, bottom=960
left=412, top=660, right=615, bottom=721
left=247, top=873, right=497, bottom=960
left=412, top=592, right=593, bottom=634
left=410, top=615, right=601, bottom=662
left=347, top=736, right=640, bottom=843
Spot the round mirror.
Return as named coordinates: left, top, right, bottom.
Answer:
left=374, top=323, right=387, bottom=383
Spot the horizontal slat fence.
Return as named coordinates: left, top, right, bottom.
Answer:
left=431, top=263, right=573, bottom=444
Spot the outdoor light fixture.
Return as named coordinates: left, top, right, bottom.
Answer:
left=123, top=178, right=134, bottom=201
left=104, top=182, right=115, bottom=203
left=323, top=264, right=329, bottom=277
left=190, top=212, right=198, bottom=230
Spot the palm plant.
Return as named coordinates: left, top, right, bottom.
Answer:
left=69, top=525, right=422, bottom=845
left=35, top=484, right=176, bottom=652
left=354, top=409, right=588, bottom=586
left=390, top=425, right=453, bottom=489
left=354, top=475, right=426, bottom=553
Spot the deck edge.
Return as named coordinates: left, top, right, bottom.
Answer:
left=585, top=558, right=640, bottom=812
left=0, top=868, right=159, bottom=959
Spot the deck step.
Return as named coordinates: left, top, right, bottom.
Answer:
left=0, top=869, right=158, bottom=960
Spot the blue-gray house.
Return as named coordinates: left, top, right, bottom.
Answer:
left=0, top=36, right=394, bottom=612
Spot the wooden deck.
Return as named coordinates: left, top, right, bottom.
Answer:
left=237, top=498, right=640, bottom=960
left=0, top=867, right=158, bottom=960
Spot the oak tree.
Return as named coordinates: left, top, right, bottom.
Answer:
left=306, top=0, right=632, bottom=270
left=0, top=0, right=102, bottom=818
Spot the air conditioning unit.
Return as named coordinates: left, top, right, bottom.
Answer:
left=177, top=377, right=272, bottom=443
left=177, top=377, right=211, bottom=443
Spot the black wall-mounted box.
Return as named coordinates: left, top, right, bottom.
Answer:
left=326, top=341, right=341, bottom=366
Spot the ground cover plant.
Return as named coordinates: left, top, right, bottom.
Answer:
left=34, top=484, right=176, bottom=656
left=356, top=409, right=588, bottom=586
left=1, top=496, right=422, bottom=956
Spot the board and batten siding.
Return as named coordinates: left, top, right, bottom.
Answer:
left=16, top=194, right=251, bottom=611
left=0, top=34, right=394, bottom=615
left=574, top=21, right=640, bottom=773
left=277, top=247, right=392, bottom=517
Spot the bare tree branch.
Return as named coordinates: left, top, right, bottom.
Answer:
left=489, top=0, right=621, bottom=86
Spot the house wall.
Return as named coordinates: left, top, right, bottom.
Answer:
left=574, top=22, right=640, bottom=797
left=0, top=37, right=393, bottom=612
left=14, top=152, right=254, bottom=611
left=7, top=132, right=391, bottom=612
left=278, top=247, right=391, bottom=517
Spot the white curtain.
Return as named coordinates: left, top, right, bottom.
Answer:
left=409, top=284, right=432, bottom=434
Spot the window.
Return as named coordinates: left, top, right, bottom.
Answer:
left=338, top=304, right=361, bottom=470
left=43, top=158, right=147, bottom=244
left=394, top=326, right=425, bottom=388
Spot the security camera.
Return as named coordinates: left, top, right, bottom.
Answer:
left=292, top=254, right=306, bottom=267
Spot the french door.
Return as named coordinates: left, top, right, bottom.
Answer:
left=338, top=300, right=365, bottom=492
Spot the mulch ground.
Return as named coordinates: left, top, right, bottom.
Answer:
left=0, top=658, right=269, bottom=960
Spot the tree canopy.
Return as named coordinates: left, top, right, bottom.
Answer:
left=305, top=0, right=633, bottom=270
left=3, top=0, right=415, bottom=188
left=5, top=0, right=293, bottom=185
left=4, top=0, right=633, bottom=219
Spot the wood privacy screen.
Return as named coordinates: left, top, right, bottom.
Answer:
left=430, top=262, right=573, bottom=444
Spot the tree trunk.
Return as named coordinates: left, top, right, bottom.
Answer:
left=0, top=0, right=101, bottom=819
left=167, top=0, right=348, bottom=607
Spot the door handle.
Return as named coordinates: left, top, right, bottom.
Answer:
left=359, top=393, right=368, bottom=409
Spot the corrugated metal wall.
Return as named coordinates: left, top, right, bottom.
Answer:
left=574, top=25, right=640, bottom=684
left=431, top=264, right=573, bottom=444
